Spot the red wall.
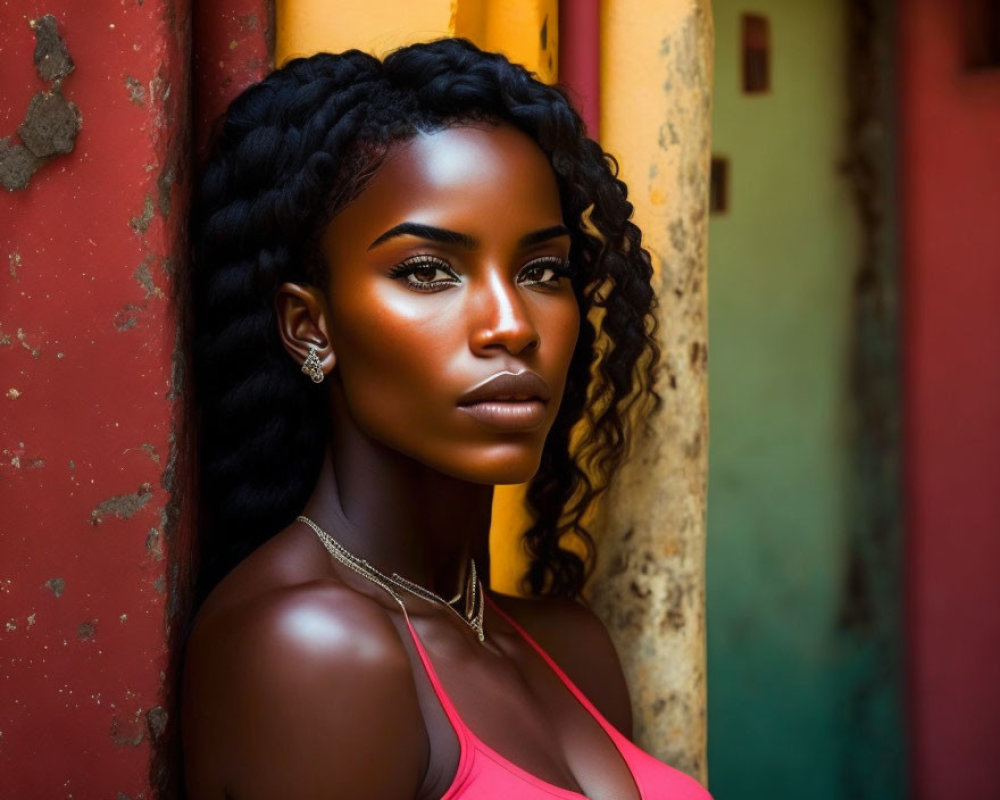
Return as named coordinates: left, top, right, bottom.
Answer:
left=901, top=3, right=1000, bottom=797
left=1, top=2, right=269, bottom=795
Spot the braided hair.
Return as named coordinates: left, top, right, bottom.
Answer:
left=189, top=37, right=658, bottom=606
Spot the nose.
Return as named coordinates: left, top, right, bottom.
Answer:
left=469, top=269, right=540, bottom=357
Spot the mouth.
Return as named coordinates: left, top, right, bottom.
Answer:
left=457, top=371, right=552, bottom=431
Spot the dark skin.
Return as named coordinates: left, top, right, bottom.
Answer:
left=182, top=125, right=639, bottom=799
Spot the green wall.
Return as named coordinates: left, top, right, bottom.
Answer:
left=707, top=1, right=858, bottom=796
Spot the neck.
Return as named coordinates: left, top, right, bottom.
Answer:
left=302, top=409, right=494, bottom=597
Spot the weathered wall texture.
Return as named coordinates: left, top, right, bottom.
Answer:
left=588, top=0, right=713, bottom=783
left=0, top=2, right=189, bottom=796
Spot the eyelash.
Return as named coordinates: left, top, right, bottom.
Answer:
left=388, top=255, right=573, bottom=292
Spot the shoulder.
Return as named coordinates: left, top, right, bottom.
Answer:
left=182, top=537, right=426, bottom=799
left=490, top=592, right=634, bottom=737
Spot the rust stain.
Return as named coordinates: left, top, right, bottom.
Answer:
left=45, top=577, right=65, bottom=597
left=89, top=483, right=153, bottom=525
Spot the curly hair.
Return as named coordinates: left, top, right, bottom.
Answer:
left=189, top=37, right=658, bottom=606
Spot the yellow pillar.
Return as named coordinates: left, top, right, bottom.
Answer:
left=276, top=0, right=557, bottom=82
left=589, top=0, right=713, bottom=782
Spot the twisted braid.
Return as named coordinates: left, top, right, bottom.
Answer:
left=188, top=38, right=659, bottom=606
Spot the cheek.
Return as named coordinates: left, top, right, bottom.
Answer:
left=326, top=291, right=457, bottom=413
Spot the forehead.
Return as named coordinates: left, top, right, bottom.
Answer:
left=322, top=124, right=564, bottom=255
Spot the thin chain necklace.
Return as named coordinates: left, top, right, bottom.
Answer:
left=297, top=515, right=486, bottom=643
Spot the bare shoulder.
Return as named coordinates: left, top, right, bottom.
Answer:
left=182, top=532, right=426, bottom=799
left=490, top=592, right=634, bottom=738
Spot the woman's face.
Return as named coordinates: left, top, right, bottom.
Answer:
left=319, top=123, right=580, bottom=484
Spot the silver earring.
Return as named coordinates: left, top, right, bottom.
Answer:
left=301, top=345, right=325, bottom=384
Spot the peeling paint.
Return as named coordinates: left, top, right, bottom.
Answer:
left=109, top=715, right=144, bottom=747
left=146, top=705, right=167, bottom=741
left=129, top=194, right=155, bottom=234
left=44, top=577, right=65, bottom=597
left=1, top=16, right=82, bottom=191
left=15, top=328, right=41, bottom=358
left=133, top=253, right=164, bottom=297
left=114, top=304, right=142, bottom=331
left=157, top=165, right=174, bottom=217
left=124, top=75, right=146, bottom=105
left=89, top=484, right=153, bottom=525
left=145, top=528, right=164, bottom=561
left=31, top=15, right=75, bottom=81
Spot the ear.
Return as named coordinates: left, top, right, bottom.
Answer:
left=275, top=282, right=337, bottom=377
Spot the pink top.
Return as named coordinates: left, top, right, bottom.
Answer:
left=402, top=599, right=713, bottom=800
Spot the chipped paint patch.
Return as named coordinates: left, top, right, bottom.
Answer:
left=6, top=388, right=21, bottom=399
left=141, top=443, right=160, bottom=464
left=26, top=613, right=36, bottom=629
left=15, top=328, right=41, bottom=358
left=31, top=14, right=74, bottom=81
left=109, top=714, right=144, bottom=747
left=145, top=528, right=164, bottom=561
left=129, top=194, right=155, bottom=234
left=89, top=484, right=153, bottom=525
left=132, top=253, right=163, bottom=297
left=77, top=620, right=96, bottom=640
left=114, top=304, right=142, bottom=331
left=45, top=577, right=65, bottom=597
left=8, top=250, right=22, bottom=279
left=124, top=75, right=146, bottom=105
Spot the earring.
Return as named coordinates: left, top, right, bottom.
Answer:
left=301, top=345, right=325, bottom=384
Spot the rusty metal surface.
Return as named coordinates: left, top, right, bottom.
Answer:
left=0, top=2, right=189, bottom=795
left=588, top=0, right=713, bottom=784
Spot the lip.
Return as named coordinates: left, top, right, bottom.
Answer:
left=457, top=371, right=552, bottom=431
left=457, top=370, right=552, bottom=406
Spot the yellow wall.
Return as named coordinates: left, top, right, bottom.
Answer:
left=275, top=0, right=558, bottom=594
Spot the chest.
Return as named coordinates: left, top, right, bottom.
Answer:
left=404, top=619, right=642, bottom=800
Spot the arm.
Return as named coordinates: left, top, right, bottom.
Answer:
left=182, top=587, right=427, bottom=800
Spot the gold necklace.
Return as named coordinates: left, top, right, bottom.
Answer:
left=297, top=515, right=486, bottom=643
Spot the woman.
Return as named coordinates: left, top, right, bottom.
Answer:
left=178, top=38, right=711, bottom=800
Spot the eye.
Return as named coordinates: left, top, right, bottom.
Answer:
left=518, top=256, right=573, bottom=287
left=388, top=255, right=460, bottom=292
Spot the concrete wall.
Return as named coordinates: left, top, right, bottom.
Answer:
left=706, top=1, right=867, bottom=796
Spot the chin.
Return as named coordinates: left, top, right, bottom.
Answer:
left=439, top=444, right=545, bottom=486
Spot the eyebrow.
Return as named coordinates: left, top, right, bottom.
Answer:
left=367, top=222, right=571, bottom=251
